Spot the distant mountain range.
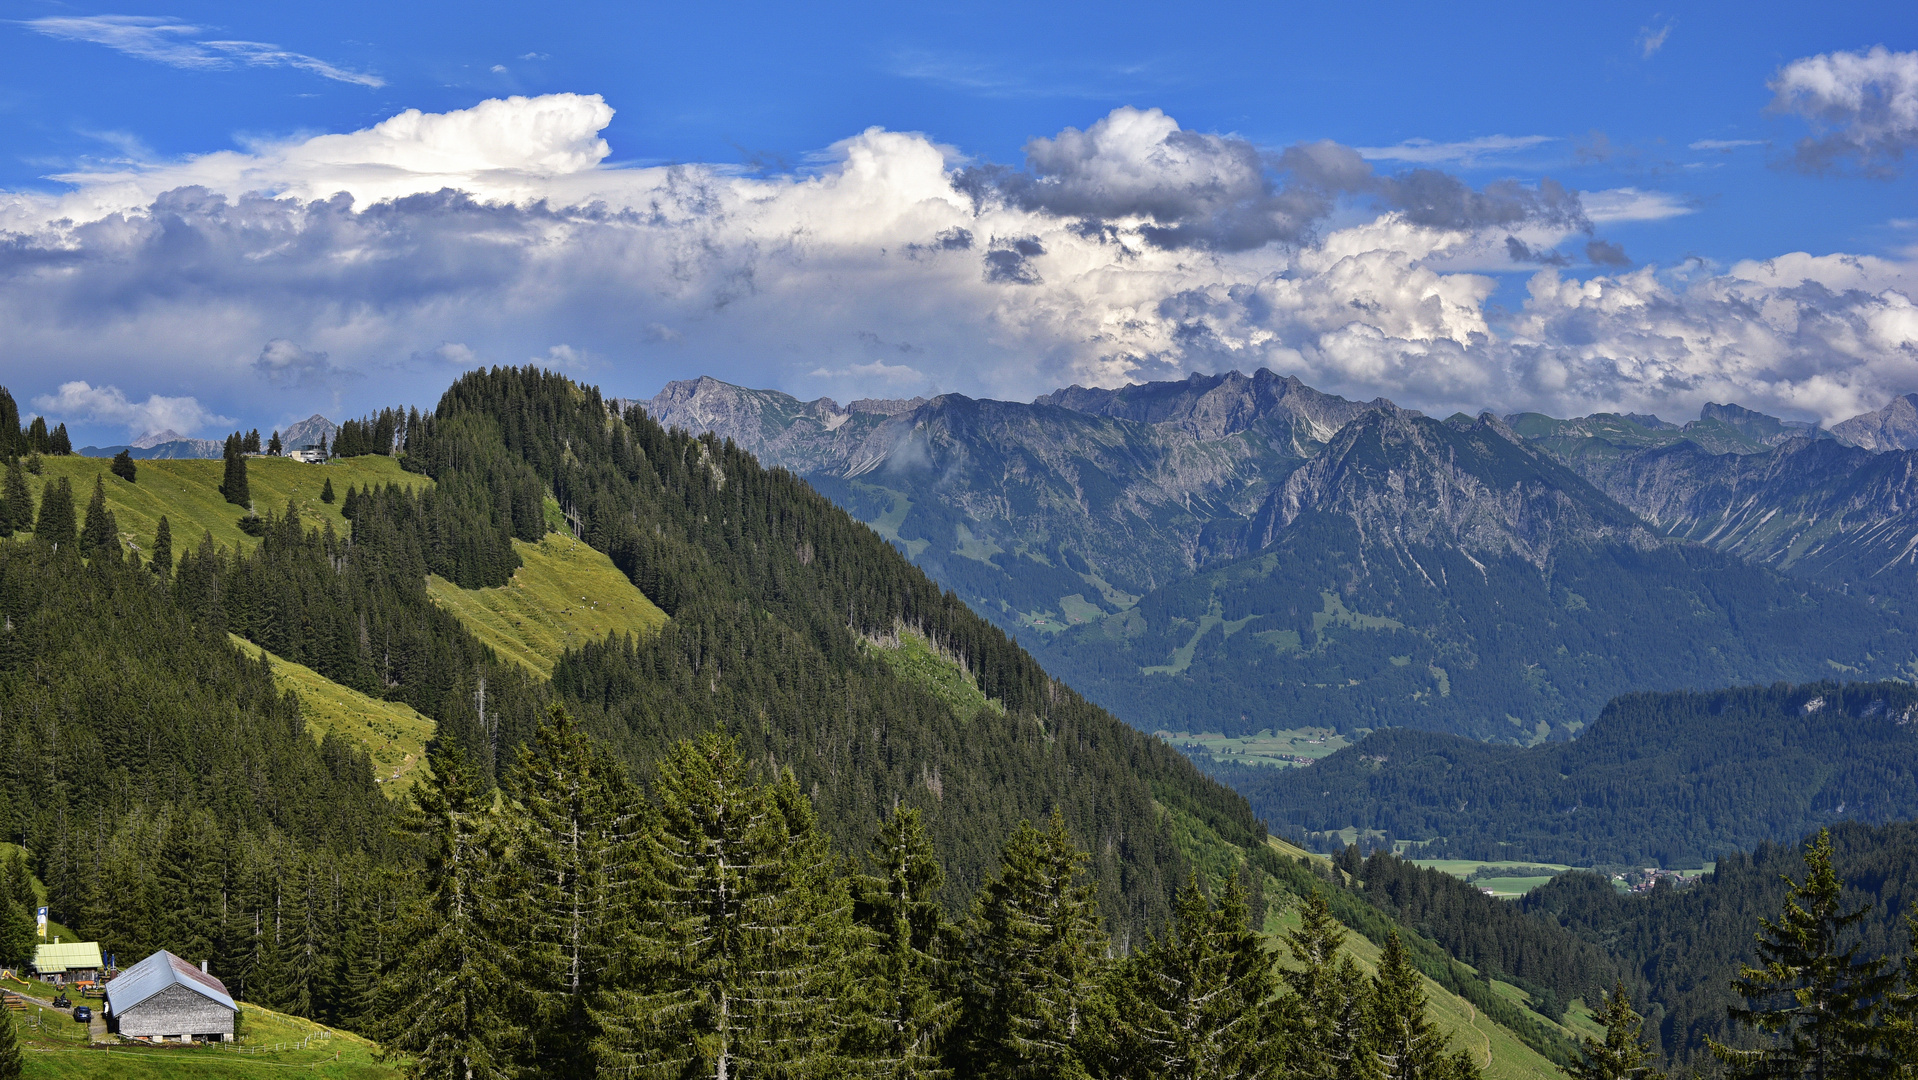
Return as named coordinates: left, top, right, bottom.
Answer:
left=642, top=372, right=1918, bottom=743
left=78, top=414, right=337, bottom=460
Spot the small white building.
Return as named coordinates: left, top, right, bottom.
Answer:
left=287, top=447, right=327, bottom=464
left=105, top=950, right=236, bottom=1043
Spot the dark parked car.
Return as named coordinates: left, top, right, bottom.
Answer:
left=71, top=1006, right=90, bottom=1023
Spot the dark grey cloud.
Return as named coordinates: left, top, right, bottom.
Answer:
left=1506, top=236, right=1570, bottom=266
left=1585, top=239, right=1630, bottom=266
left=983, top=236, right=1044, bottom=284
left=1376, top=173, right=1588, bottom=233
left=957, top=107, right=1587, bottom=253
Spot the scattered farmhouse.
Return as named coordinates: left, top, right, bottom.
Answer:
left=105, top=949, right=236, bottom=1042
left=287, top=446, right=327, bottom=464
left=31, top=940, right=102, bottom=985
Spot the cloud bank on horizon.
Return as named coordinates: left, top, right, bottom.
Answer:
left=3, top=50, right=1917, bottom=439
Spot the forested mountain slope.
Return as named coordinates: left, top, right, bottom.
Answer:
left=1521, top=819, right=1918, bottom=1072
left=0, top=377, right=1595, bottom=1074
left=1218, top=680, right=1918, bottom=865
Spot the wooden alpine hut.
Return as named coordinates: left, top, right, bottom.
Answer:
left=104, top=950, right=236, bottom=1042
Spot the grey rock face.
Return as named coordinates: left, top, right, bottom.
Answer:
left=1554, top=436, right=1918, bottom=587
left=1832, top=394, right=1918, bottom=451
left=1245, top=409, right=1647, bottom=567
left=280, top=415, right=338, bottom=452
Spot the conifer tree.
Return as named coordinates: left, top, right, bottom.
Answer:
left=1571, top=982, right=1665, bottom=1080
left=0, top=459, right=27, bottom=536
left=1282, top=890, right=1374, bottom=1080
left=0, top=853, right=34, bottom=970
left=1107, top=871, right=1278, bottom=1080
left=852, top=804, right=958, bottom=1079
left=34, top=476, right=75, bottom=547
left=24, top=418, right=46, bottom=455
left=268, top=430, right=282, bottom=456
left=1710, top=829, right=1891, bottom=1080
left=49, top=423, right=69, bottom=455
left=502, top=706, right=643, bottom=1076
left=381, top=740, right=519, bottom=1080
left=244, top=429, right=262, bottom=454
left=594, top=733, right=854, bottom=1079
left=1370, top=930, right=1457, bottom=1080
left=0, top=1007, right=21, bottom=1080
left=221, top=434, right=250, bottom=508
left=0, top=389, right=19, bottom=461
left=80, top=475, right=116, bottom=556
left=321, top=477, right=335, bottom=504
left=150, top=516, right=173, bottom=577
left=110, top=449, right=136, bottom=482
left=958, top=811, right=1108, bottom=1080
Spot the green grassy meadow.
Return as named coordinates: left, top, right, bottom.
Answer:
left=425, top=532, right=668, bottom=676
left=864, top=628, right=1005, bottom=722
left=1410, top=860, right=1578, bottom=899
left=4, top=989, right=400, bottom=1079
left=1265, top=901, right=1565, bottom=1080
left=23, top=454, right=424, bottom=558
left=226, top=637, right=435, bottom=793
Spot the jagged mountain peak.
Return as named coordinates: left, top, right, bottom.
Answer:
left=1832, top=392, right=1918, bottom=451
left=1036, top=366, right=1391, bottom=442
left=1249, top=407, right=1645, bottom=566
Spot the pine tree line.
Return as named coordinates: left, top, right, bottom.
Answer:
left=380, top=707, right=1499, bottom=1080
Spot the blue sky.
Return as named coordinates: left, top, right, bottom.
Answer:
left=1, top=1, right=1915, bottom=444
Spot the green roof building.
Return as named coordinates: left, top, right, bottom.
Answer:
left=32, top=941, right=103, bottom=984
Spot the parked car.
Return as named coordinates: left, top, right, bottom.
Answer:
left=71, top=1005, right=90, bottom=1023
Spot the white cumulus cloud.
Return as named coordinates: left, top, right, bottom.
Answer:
left=1771, top=45, right=1918, bottom=175
left=31, top=382, right=229, bottom=437
left=0, top=94, right=1910, bottom=434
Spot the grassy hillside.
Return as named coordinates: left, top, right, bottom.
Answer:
left=27, top=453, right=423, bottom=556
left=227, top=636, right=434, bottom=793
left=425, top=532, right=668, bottom=676
left=1266, top=901, right=1567, bottom=1080
left=7, top=992, right=398, bottom=1078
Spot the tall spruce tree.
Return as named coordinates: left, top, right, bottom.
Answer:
left=0, top=853, right=34, bottom=970
left=0, top=1007, right=20, bottom=1080
left=1710, top=829, right=1892, bottom=1080
left=49, top=423, right=69, bottom=455
left=150, top=515, right=173, bottom=576
left=381, top=740, right=519, bottom=1080
left=1370, top=930, right=1463, bottom=1080
left=852, top=805, right=958, bottom=1079
left=321, top=477, right=335, bottom=504
left=1281, top=890, right=1374, bottom=1080
left=593, top=733, right=854, bottom=1079
left=1107, top=871, right=1278, bottom=1080
left=958, top=812, right=1109, bottom=1080
left=110, top=448, right=136, bottom=482
left=502, top=706, right=643, bottom=1077
left=1572, top=983, right=1665, bottom=1080
left=0, top=459, right=27, bottom=536
left=79, top=475, right=116, bottom=556
left=221, top=434, right=250, bottom=508
left=34, top=476, right=75, bottom=548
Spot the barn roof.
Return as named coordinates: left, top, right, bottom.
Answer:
left=31, top=941, right=101, bottom=972
left=107, top=950, right=235, bottom=1015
